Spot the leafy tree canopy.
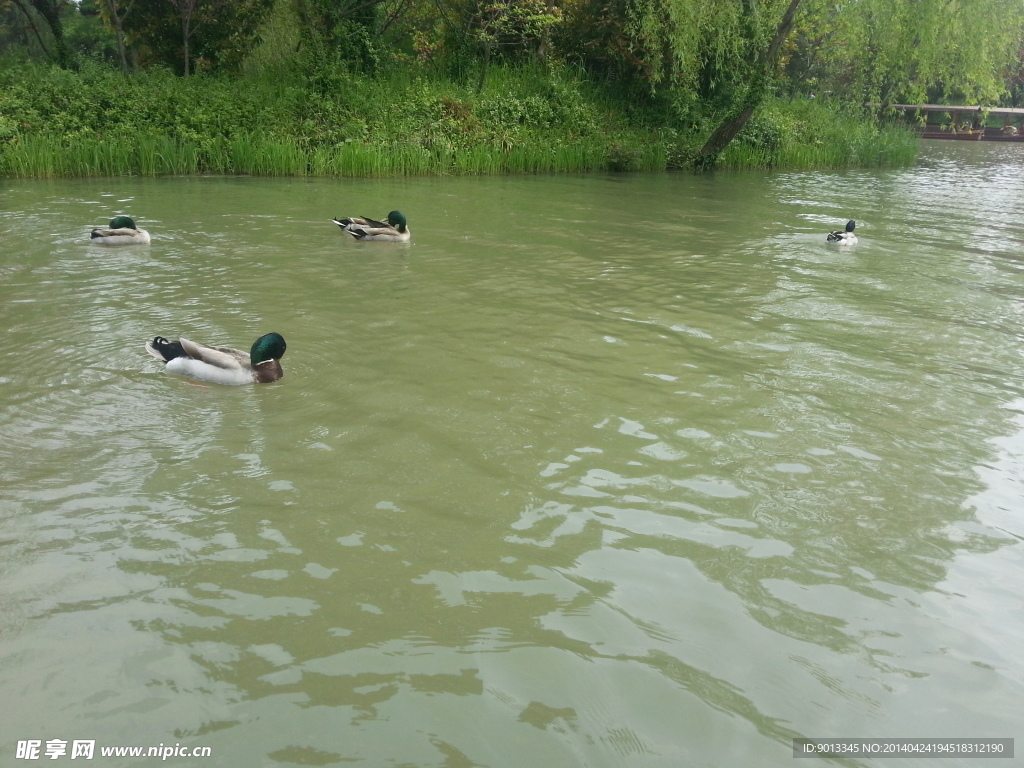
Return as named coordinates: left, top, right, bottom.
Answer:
left=119, top=0, right=274, bottom=74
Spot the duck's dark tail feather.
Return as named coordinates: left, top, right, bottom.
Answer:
left=146, top=336, right=187, bottom=362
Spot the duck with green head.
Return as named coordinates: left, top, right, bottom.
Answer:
left=146, top=333, right=287, bottom=385
left=826, top=220, right=858, bottom=246
left=332, top=211, right=410, bottom=242
left=91, top=215, right=151, bottom=245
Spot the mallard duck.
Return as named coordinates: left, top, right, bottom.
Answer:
left=91, top=216, right=151, bottom=245
left=331, top=211, right=410, bottom=242
left=145, top=333, right=286, bottom=385
left=826, top=220, right=858, bottom=245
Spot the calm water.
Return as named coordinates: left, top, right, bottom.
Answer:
left=2, top=141, right=1023, bottom=767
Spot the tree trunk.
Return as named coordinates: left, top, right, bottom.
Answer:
left=182, top=13, right=191, bottom=75
left=108, top=0, right=129, bottom=74
left=293, top=0, right=315, bottom=40
left=476, top=38, right=491, bottom=94
left=26, top=0, right=74, bottom=68
left=168, top=0, right=198, bottom=76
left=11, top=0, right=52, bottom=58
left=694, top=0, right=802, bottom=168
left=536, top=23, right=550, bottom=62
left=694, top=104, right=758, bottom=169
left=114, top=19, right=128, bottom=73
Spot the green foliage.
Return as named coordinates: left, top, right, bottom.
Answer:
left=293, top=0, right=381, bottom=80
left=63, top=0, right=119, bottom=63
left=0, top=59, right=919, bottom=178
left=558, top=0, right=782, bottom=98
left=466, top=0, right=561, bottom=59
left=120, top=0, right=274, bottom=74
left=792, top=0, right=1024, bottom=105
left=239, top=0, right=301, bottom=78
left=0, top=58, right=299, bottom=141
left=3, top=0, right=1023, bottom=132
left=719, top=97, right=919, bottom=169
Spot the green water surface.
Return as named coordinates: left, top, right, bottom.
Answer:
left=1, top=141, right=1023, bottom=767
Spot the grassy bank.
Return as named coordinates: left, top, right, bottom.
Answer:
left=0, top=60, right=918, bottom=177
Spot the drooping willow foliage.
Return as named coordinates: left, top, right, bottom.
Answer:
left=557, top=0, right=1024, bottom=106
left=796, top=0, right=1024, bottom=104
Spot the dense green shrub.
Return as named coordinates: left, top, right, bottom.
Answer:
left=0, top=59, right=918, bottom=177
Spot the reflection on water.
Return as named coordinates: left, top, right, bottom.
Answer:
left=1, top=141, right=1023, bottom=766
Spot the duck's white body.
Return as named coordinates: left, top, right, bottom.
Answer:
left=332, top=211, right=410, bottom=242
left=91, top=216, right=150, bottom=245
left=91, top=227, right=151, bottom=245
left=164, top=352, right=262, bottom=386
left=146, top=335, right=286, bottom=385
